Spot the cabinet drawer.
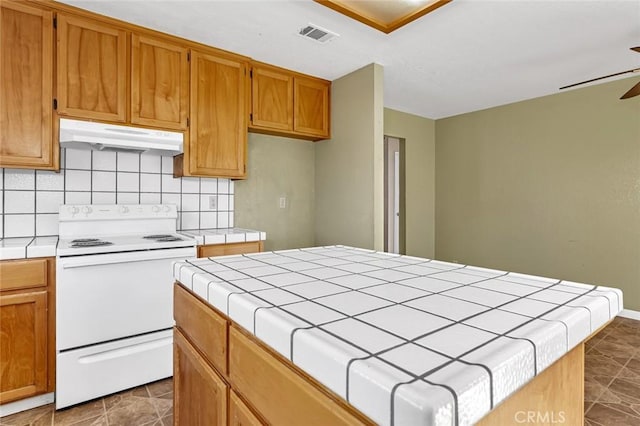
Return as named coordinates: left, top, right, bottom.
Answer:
left=229, top=390, right=264, bottom=426
left=174, top=284, right=228, bottom=375
left=229, top=326, right=370, bottom=426
left=0, top=258, right=48, bottom=292
left=197, top=241, right=263, bottom=258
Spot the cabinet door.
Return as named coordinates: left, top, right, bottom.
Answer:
left=0, top=1, right=55, bottom=170
left=174, top=328, right=227, bottom=426
left=0, top=290, right=48, bottom=404
left=131, top=34, right=189, bottom=130
left=250, top=65, right=293, bottom=132
left=56, top=13, right=127, bottom=122
left=294, top=76, right=330, bottom=138
left=189, top=51, right=247, bottom=178
left=230, top=390, right=264, bottom=426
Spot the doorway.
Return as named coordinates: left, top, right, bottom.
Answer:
left=384, top=136, right=405, bottom=254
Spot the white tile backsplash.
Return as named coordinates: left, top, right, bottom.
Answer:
left=5, top=191, right=35, bottom=214
left=66, top=149, right=91, bottom=170
left=5, top=214, right=35, bottom=238
left=117, top=192, right=140, bottom=204
left=117, top=172, right=139, bottom=192
left=117, top=152, right=140, bottom=172
left=36, top=170, right=64, bottom=191
left=36, top=191, right=64, bottom=213
left=92, top=151, right=116, bottom=171
left=92, top=171, right=116, bottom=192
left=1, top=148, right=234, bottom=238
left=5, top=169, right=35, bottom=190
left=65, top=170, right=91, bottom=191
left=140, top=155, right=161, bottom=173
left=36, top=214, right=58, bottom=236
left=92, top=192, right=117, bottom=204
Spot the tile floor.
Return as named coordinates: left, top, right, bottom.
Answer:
left=1, top=316, right=638, bottom=426
left=0, top=378, right=172, bottom=426
left=585, top=316, right=640, bottom=426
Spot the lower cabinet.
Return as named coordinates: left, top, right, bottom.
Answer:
left=229, top=390, right=263, bottom=426
left=173, top=283, right=373, bottom=426
left=173, top=328, right=228, bottom=426
left=197, top=241, right=263, bottom=258
left=0, top=291, right=48, bottom=403
left=0, top=257, right=55, bottom=404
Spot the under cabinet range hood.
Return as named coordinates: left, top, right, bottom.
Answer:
left=59, top=118, right=183, bottom=156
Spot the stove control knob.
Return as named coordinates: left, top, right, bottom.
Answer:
left=163, top=205, right=171, bottom=213
left=119, top=206, right=130, bottom=214
left=69, top=206, right=80, bottom=216
left=152, top=205, right=161, bottom=213
left=81, top=206, right=92, bottom=215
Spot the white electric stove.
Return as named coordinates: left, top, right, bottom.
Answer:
left=55, top=204, right=196, bottom=409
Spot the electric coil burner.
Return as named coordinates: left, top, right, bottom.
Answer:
left=55, top=204, right=197, bottom=409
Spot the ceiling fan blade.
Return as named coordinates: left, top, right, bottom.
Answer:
left=631, top=47, right=640, bottom=53
left=559, top=68, right=638, bottom=90
left=620, top=81, right=640, bottom=99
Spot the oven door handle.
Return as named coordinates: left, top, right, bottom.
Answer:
left=59, top=247, right=195, bottom=269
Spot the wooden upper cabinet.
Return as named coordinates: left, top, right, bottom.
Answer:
left=250, top=64, right=293, bottom=132
left=187, top=50, right=248, bottom=178
left=0, top=1, right=56, bottom=170
left=249, top=62, right=330, bottom=141
left=131, top=34, right=189, bottom=130
left=294, top=76, right=330, bottom=139
left=56, top=13, right=127, bottom=122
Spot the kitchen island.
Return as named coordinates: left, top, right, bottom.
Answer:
left=172, top=246, right=622, bottom=425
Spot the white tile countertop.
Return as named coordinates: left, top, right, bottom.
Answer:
left=179, top=228, right=266, bottom=245
left=0, top=236, right=59, bottom=260
left=173, top=245, right=623, bottom=426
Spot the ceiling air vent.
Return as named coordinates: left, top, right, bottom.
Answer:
left=298, top=24, right=339, bottom=43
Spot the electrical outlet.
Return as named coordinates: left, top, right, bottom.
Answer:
left=279, top=197, right=287, bottom=209
left=209, top=195, right=218, bottom=210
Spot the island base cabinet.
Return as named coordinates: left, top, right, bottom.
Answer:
left=476, top=342, right=584, bottom=426
left=229, top=390, right=264, bottom=426
left=173, top=328, right=227, bottom=426
left=228, top=326, right=370, bottom=426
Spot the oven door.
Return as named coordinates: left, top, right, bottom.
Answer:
left=56, top=246, right=196, bottom=351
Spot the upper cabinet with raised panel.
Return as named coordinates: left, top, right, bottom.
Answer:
left=249, top=62, right=330, bottom=141
left=131, top=34, right=189, bottom=130
left=56, top=13, right=127, bottom=122
left=294, top=76, right=330, bottom=139
left=182, top=50, right=248, bottom=178
left=250, top=64, right=293, bottom=132
left=0, top=0, right=57, bottom=170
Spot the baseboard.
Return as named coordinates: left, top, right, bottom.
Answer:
left=0, top=393, right=54, bottom=417
left=618, top=309, right=640, bottom=321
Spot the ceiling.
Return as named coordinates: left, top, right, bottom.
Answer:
left=61, top=0, right=640, bottom=119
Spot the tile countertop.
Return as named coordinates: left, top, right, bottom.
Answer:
left=179, top=228, right=266, bottom=245
left=0, top=237, right=59, bottom=260
left=173, top=245, right=623, bottom=426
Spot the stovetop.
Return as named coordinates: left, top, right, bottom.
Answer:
left=57, top=204, right=197, bottom=256
left=58, top=233, right=197, bottom=256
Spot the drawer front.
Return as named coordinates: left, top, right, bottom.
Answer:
left=197, top=241, right=263, bottom=258
left=0, top=258, right=48, bottom=292
left=174, top=284, right=228, bottom=375
left=229, top=326, right=370, bottom=426
left=229, top=390, right=264, bottom=426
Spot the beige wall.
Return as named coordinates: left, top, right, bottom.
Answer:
left=234, top=133, right=315, bottom=251
left=314, top=63, right=385, bottom=249
left=384, top=108, right=436, bottom=258
left=435, top=76, right=640, bottom=310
